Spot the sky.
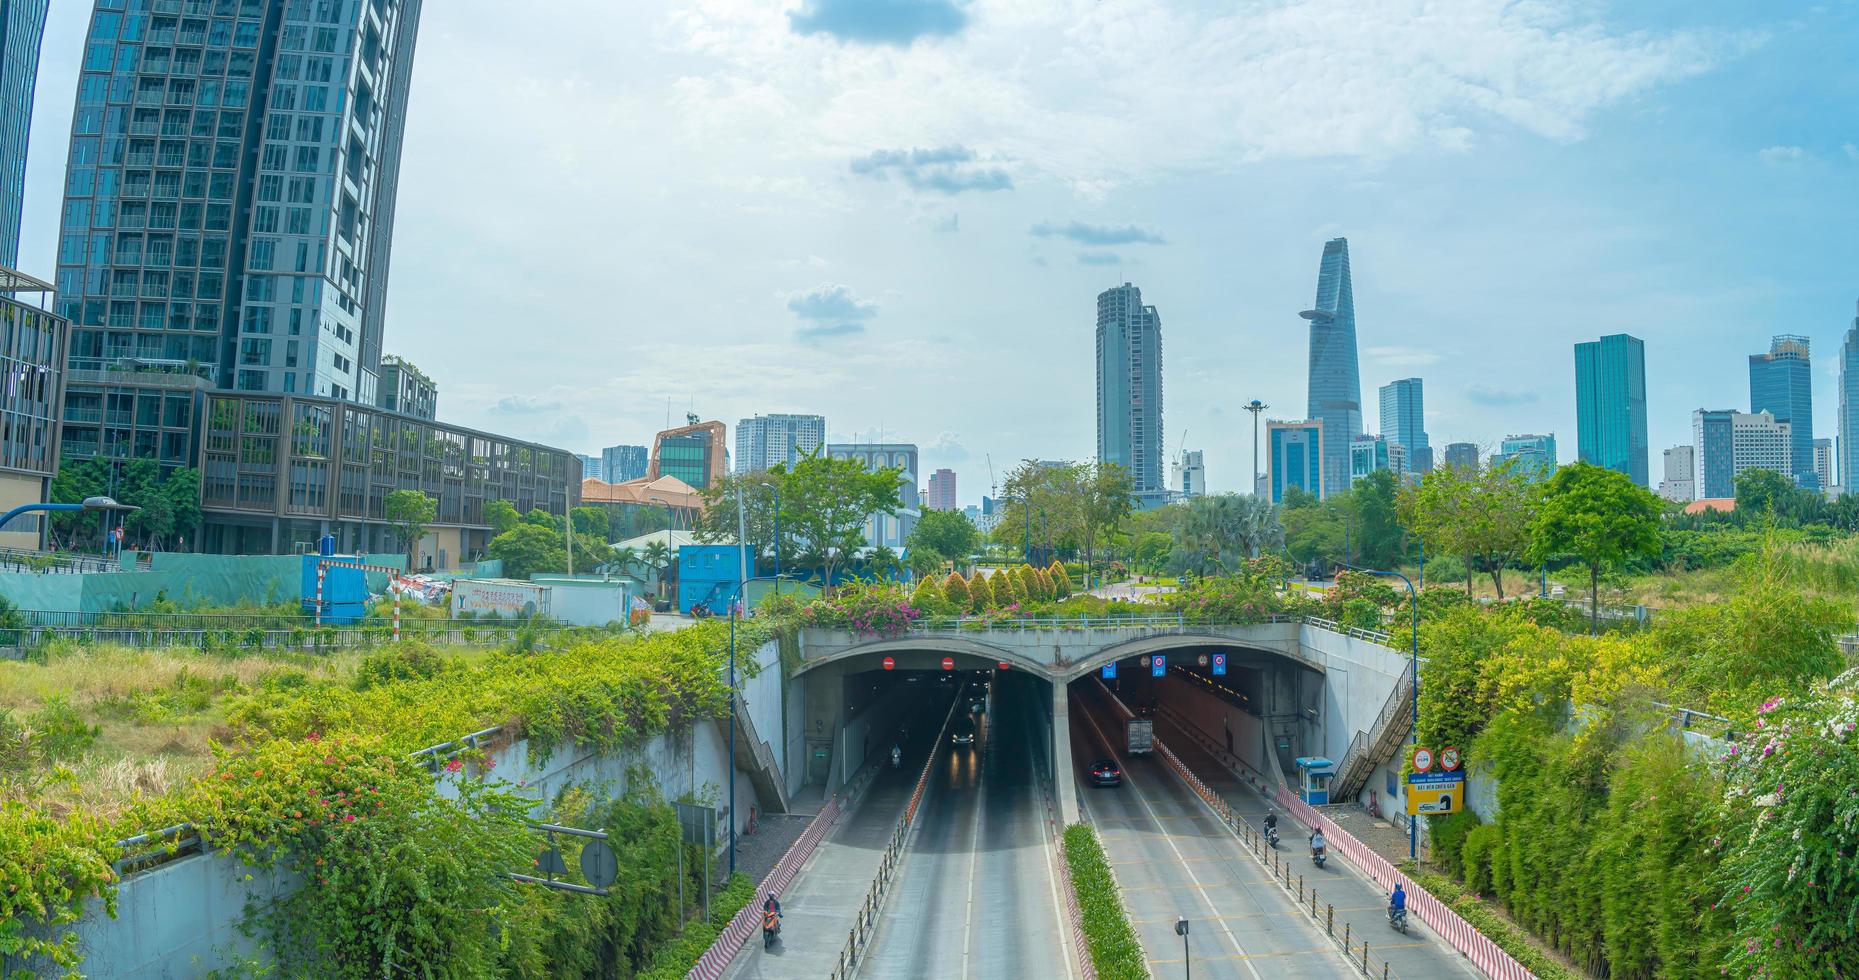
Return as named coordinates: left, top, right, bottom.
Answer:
left=17, top=0, right=1859, bottom=505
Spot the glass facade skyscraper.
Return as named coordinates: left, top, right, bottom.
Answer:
left=1302, top=238, right=1361, bottom=496
left=1574, top=333, right=1649, bottom=486
left=1841, top=304, right=1859, bottom=494
left=56, top=0, right=425, bottom=467
left=1377, top=377, right=1430, bottom=476
left=0, top=1, right=46, bottom=268
left=1266, top=419, right=1323, bottom=502
left=1096, top=283, right=1163, bottom=493
left=1749, top=335, right=1816, bottom=489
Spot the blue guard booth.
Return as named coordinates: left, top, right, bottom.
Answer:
left=677, top=544, right=743, bottom=617
left=1293, top=757, right=1336, bottom=806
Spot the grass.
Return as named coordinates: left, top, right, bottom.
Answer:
left=0, top=640, right=497, bottom=819
left=1062, top=822, right=1149, bottom=979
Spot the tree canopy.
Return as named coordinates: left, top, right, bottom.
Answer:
left=49, top=458, right=201, bottom=551
left=1526, top=462, right=1662, bottom=631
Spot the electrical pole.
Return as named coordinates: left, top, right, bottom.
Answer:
left=1245, top=400, right=1268, bottom=496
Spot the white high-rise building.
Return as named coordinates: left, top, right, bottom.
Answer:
left=1659, top=445, right=1695, bottom=502
left=1700, top=410, right=1792, bottom=490
left=1814, top=438, right=1835, bottom=493
left=1173, top=449, right=1206, bottom=497
left=735, top=414, right=826, bottom=473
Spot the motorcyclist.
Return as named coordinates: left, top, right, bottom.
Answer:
left=1309, top=828, right=1327, bottom=861
left=890, top=744, right=902, bottom=768
left=762, top=894, right=782, bottom=947
left=1262, top=812, right=1279, bottom=845
left=1389, top=883, right=1406, bottom=914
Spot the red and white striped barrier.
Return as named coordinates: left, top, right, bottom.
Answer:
left=688, top=796, right=843, bottom=980
left=1274, top=788, right=1534, bottom=980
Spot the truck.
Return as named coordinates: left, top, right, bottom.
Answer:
left=1126, top=717, right=1154, bottom=755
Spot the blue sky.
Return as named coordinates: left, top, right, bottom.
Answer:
left=18, top=0, right=1859, bottom=502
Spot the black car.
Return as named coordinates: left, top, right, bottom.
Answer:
left=1087, top=759, right=1122, bottom=787
left=950, top=719, right=977, bottom=745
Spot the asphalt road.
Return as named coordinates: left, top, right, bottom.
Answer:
left=1147, top=709, right=1483, bottom=980
left=725, top=686, right=959, bottom=980
left=1071, top=682, right=1360, bottom=980
left=857, top=674, right=1076, bottom=980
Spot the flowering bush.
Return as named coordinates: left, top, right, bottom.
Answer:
left=1714, top=671, right=1859, bottom=978
left=1162, top=565, right=1308, bottom=623
left=796, top=581, right=922, bottom=637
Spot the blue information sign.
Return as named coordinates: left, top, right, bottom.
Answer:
left=1151, top=654, right=1167, bottom=677
left=1211, top=653, right=1227, bottom=676
left=1102, top=662, right=1117, bottom=679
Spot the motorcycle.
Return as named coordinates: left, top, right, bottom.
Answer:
left=1388, top=907, right=1408, bottom=933
left=763, top=907, right=782, bottom=949
left=1311, top=842, right=1327, bottom=868
left=1263, top=824, right=1280, bottom=849
left=890, top=746, right=902, bottom=769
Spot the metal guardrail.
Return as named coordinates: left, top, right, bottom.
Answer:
left=1333, top=659, right=1417, bottom=800
left=827, top=695, right=962, bottom=980
left=0, top=547, right=123, bottom=575
left=903, top=612, right=1319, bottom=633
left=1304, top=615, right=1395, bottom=644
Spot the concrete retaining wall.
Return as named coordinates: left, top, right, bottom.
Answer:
left=0, top=553, right=407, bottom=616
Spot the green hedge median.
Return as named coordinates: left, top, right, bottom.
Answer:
left=1062, top=823, right=1149, bottom=979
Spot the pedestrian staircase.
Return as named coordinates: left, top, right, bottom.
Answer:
left=1330, top=659, right=1415, bottom=800
left=718, top=692, right=791, bottom=814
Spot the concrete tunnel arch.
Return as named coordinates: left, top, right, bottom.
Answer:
left=790, top=634, right=1049, bottom=676
left=1059, top=632, right=1327, bottom=683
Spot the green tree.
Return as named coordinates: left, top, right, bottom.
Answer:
left=907, top=508, right=980, bottom=566
left=1078, top=461, right=1135, bottom=581
left=1347, top=469, right=1408, bottom=570
left=696, top=471, right=783, bottom=571
left=1400, top=459, right=1537, bottom=596
left=993, top=460, right=1086, bottom=559
left=570, top=506, right=608, bottom=540
left=966, top=571, right=991, bottom=613
left=779, top=453, right=902, bottom=589
left=484, top=499, right=521, bottom=535
left=609, top=544, right=640, bottom=578
left=485, top=523, right=565, bottom=580
left=384, top=489, right=437, bottom=568
left=942, top=570, right=971, bottom=608
left=640, top=539, right=673, bottom=596
left=1170, top=493, right=1283, bottom=575
left=1526, top=462, right=1663, bottom=632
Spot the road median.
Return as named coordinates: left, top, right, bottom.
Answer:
left=1061, top=823, right=1149, bottom=980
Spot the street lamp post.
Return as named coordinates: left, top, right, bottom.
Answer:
left=1244, top=400, right=1268, bottom=496
left=1337, top=559, right=1421, bottom=860
left=0, top=497, right=139, bottom=558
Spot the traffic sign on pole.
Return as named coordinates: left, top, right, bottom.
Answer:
left=1152, top=654, right=1167, bottom=677
left=1102, top=662, right=1117, bottom=679
left=1211, top=653, right=1227, bottom=676
left=941, top=656, right=954, bottom=671
left=881, top=656, right=895, bottom=671
left=1411, top=746, right=1434, bottom=773
left=1440, top=746, right=1461, bottom=772
left=997, top=661, right=1011, bottom=671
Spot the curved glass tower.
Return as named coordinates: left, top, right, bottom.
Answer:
left=1302, top=238, right=1361, bottom=497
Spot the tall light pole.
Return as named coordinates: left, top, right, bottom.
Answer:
left=1338, top=559, right=1420, bottom=860
left=1244, top=400, right=1268, bottom=496
left=647, top=495, right=676, bottom=603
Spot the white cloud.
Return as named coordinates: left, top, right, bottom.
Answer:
left=1364, top=345, right=1443, bottom=367
left=1758, top=145, right=1806, bottom=164
left=667, top=0, right=1739, bottom=188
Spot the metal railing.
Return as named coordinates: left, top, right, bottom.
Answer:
left=1304, top=615, right=1395, bottom=644
left=0, top=548, right=123, bottom=575
left=903, top=612, right=1306, bottom=632
left=1332, top=659, right=1417, bottom=800
left=827, top=696, right=961, bottom=980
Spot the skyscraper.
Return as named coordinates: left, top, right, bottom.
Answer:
left=1173, top=449, right=1205, bottom=497
left=735, top=413, right=825, bottom=473
left=57, top=0, right=426, bottom=465
left=926, top=467, right=957, bottom=511
left=1302, top=238, right=1362, bottom=495
left=1841, top=304, right=1859, bottom=497
left=1377, top=377, right=1430, bottom=476
left=1266, top=419, right=1324, bottom=502
left=603, top=444, right=648, bottom=483
left=0, top=1, right=46, bottom=267
left=1574, top=334, right=1649, bottom=486
left=1096, top=283, right=1163, bottom=494
left=1692, top=409, right=1790, bottom=498
left=1749, top=335, right=1815, bottom=488
left=1442, top=442, right=1480, bottom=473
left=1691, top=409, right=1736, bottom=499
left=1494, top=433, right=1557, bottom=481
left=1814, top=437, right=1835, bottom=492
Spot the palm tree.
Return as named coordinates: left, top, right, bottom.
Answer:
left=871, top=545, right=900, bottom=581
left=609, top=544, right=639, bottom=578
left=1172, top=494, right=1284, bottom=574
left=641, top=540, right=672, bottom=597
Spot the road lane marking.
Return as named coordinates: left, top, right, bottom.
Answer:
left=960, top=745, right=984, bottom=979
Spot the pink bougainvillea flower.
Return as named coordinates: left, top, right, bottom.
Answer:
left=343, top=814, right=357, bottom=822
left=445, top=759, right=464, bottom=773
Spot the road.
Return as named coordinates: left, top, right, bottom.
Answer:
left=1071, top=682, right=1359, bottom=979
left=724, top=684, right=959, bottom=980
left=1146, top=706, right=1483, bottom=979
left=857, top=673, right=1075, bottom=980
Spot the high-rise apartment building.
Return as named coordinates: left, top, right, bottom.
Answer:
left=1173, top=449, right=1205, bottom=497
left=57, top=0, right=426, bottom=468
left=1814, top=437, right=1834, bottom=493
left=735, top=413, right=825, bottom=473
left=603, top=444, right=647, bottom=483
left=1693, top=409, right=1790, bottom=498
left=926, top=467, right=956, bottom=511
left=0, top=1, right=46, bottom=267
left=1574, top=334, right=1649, bottom=486
left=1840, top=304, right=1859, bottom=499
left=1749, top=335, right=1816, bottom=488
left=1349, top=435, right=1405, bottom=485
left=1377, top=377, right=1430, bottom=476
left=828, top=443, right=919, bottom=548
left=1494, top=433, right=1557, bottom=480
left=1659, top=445, right=1695, bottom=503
left=1095, top=283, right=1163, bottom=494
left=1442, top=442, right=1480, bottom=473
left=575, top=454, right=600, bottom=481
left=1302, top=238, right=1362, bottom=495
left=1266, top=419, right=1324, bottom=502
left=376, top=354, right=434, bottom=419
left=650, top=419, right=728, bottom=489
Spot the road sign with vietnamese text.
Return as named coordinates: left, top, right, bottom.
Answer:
left=1406, top=769, right=1465, bottom=815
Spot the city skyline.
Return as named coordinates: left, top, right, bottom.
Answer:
left=7, top=3, right=1858, bottom=504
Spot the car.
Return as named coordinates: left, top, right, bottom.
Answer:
left=968, top=698, right=986, bottom=715
left=1088, top=759, right=1122, bottom=786
left=950, top=720, right=977, bottom=745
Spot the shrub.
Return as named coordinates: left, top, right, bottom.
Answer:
left=943, top=571, right=971, bottom=609
left=1460, top=822, right=1501, bottom=895
left=351, top=641, right=452, bottom=691
left=1048, top=561, right=1072, bottom=598
left=966, top=572, right=990, bottom=614
left=1427, top=809, right=1479, bottom=879
left=1403, top=865, right=1578, bottom=980
left=1062, top=823, right=1148, bottom=979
